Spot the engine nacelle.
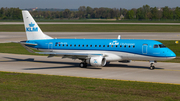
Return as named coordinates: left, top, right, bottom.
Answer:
left=86, top=56, right=106, bottom=67
left=118, top=60, right=131, bottom=63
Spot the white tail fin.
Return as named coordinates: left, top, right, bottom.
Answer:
left=22, top=10, right=53, bottom=40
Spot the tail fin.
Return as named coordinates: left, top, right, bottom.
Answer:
left=22, top=10, right=53, bottom=40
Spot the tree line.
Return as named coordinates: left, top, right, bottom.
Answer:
left=0, top=5, right=180, bottom=20
left=0, top=7, right=22, bottom=19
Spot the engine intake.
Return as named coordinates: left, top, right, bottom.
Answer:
left=86, top=56, right=106, bottom=67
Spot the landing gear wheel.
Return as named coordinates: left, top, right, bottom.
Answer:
left=106, top=62, right=110, bottom=65
left=84, top=63, right=87, bottom=68
left=79, top=63, right=84, bottom=68
left=150, top=66, right=154, bottom=70
left=150, top=63, right=155, bottom=70
left=79, top=62, right=87, bottom=68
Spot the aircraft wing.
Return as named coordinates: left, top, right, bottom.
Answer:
left=36, top=52, right=104, bottom=59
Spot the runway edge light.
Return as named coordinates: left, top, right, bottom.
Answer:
left=175, top=41, right=179, bottom=44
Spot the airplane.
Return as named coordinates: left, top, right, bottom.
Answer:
left=19, top=10, right=176, bottom=70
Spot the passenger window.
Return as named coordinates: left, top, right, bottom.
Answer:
left=154, top=45, right=158, bottom=48
left=90, top=45, right=92, bottom=47
left=62, top=44, right=64, bottom=47
left=107, top=45, right=109, bottom=47
left=124, top=45, right=126, bottom=48
left=133, top=45, right=135, bottom=48
left=95, top=45, right=97, bottom=47
left=120, top=45, right=122, bottom=48
left=82, top=45, right=84, bottom=47
left=111, top=45, right=113, bottom=47
left=128, top=45, right=130, bottom=48
left=78, top=45, right=80, bottom=47
left=103, top=45, right=105, bottom=47
left=70, top=45, right=72, bottom=47
left=74, top=45, right=76, bottom=47
left=116, top=45, right=118, bottom=47
left=66, top=44, right=68, bottom=47
left=99, top=45, right=101, bottom=47
left=86, top=45, right=88, bottom=47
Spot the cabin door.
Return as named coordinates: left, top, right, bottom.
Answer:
left=142, top=44, right=148, bottom=54
left=48, top=42, right=53, bottom=51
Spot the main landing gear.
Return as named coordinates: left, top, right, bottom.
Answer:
left=79, top=60, right=87, bottom=68
left=79, top=62, right=87, bottom=68
left=149, top=61, right=156, bottom=70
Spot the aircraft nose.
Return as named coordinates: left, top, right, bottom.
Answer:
left=166, top=50, right=176, bottom=59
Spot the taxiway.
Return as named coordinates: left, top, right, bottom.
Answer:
left=0, top=53, right=180, bottom=84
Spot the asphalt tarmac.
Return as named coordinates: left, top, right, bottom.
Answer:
left=0, top=32, right=180, bottom=43
left=0, top=53, right=180, bottom=84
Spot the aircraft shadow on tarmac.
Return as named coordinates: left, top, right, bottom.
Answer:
left=106, top=64, right=163, bottom=69
left=2, top=57, right=164, bottom=70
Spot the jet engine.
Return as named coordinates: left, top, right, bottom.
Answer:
left=86, top=56, right=106, bottom=67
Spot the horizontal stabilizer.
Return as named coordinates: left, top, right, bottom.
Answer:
left=9, top=41, right=37, bottom=46
left=20, top=42, right=38, bottom=46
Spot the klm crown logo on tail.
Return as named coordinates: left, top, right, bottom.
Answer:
left=26, top=22, right=38, bottom=32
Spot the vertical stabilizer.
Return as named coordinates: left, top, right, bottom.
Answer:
left=22, top=10, right=53, bottom=40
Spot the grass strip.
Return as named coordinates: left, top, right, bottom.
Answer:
left=0, top=71, right=180, bottom=100
left=1, top=24, right=180, bottom=32
left=0, top=43, right=39, bottom=55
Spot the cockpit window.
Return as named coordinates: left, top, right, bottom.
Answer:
left=153, top=45, right=159, bottom=48
left=154, top=44, right=166, bottom=48
left=159, top=44, right=166, bottom=48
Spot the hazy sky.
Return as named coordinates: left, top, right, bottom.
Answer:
left=0, top=0, right=180, bottom=9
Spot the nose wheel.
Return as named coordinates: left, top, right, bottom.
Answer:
left=150, top=63, right=155, bottom=70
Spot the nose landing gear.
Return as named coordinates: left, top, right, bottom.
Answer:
left=149, top=61, right=156, bottom=70
left=150, top=63, right=155, bottom=70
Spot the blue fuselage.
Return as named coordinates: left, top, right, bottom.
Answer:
left=25, top=39, right=176, bottom=60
